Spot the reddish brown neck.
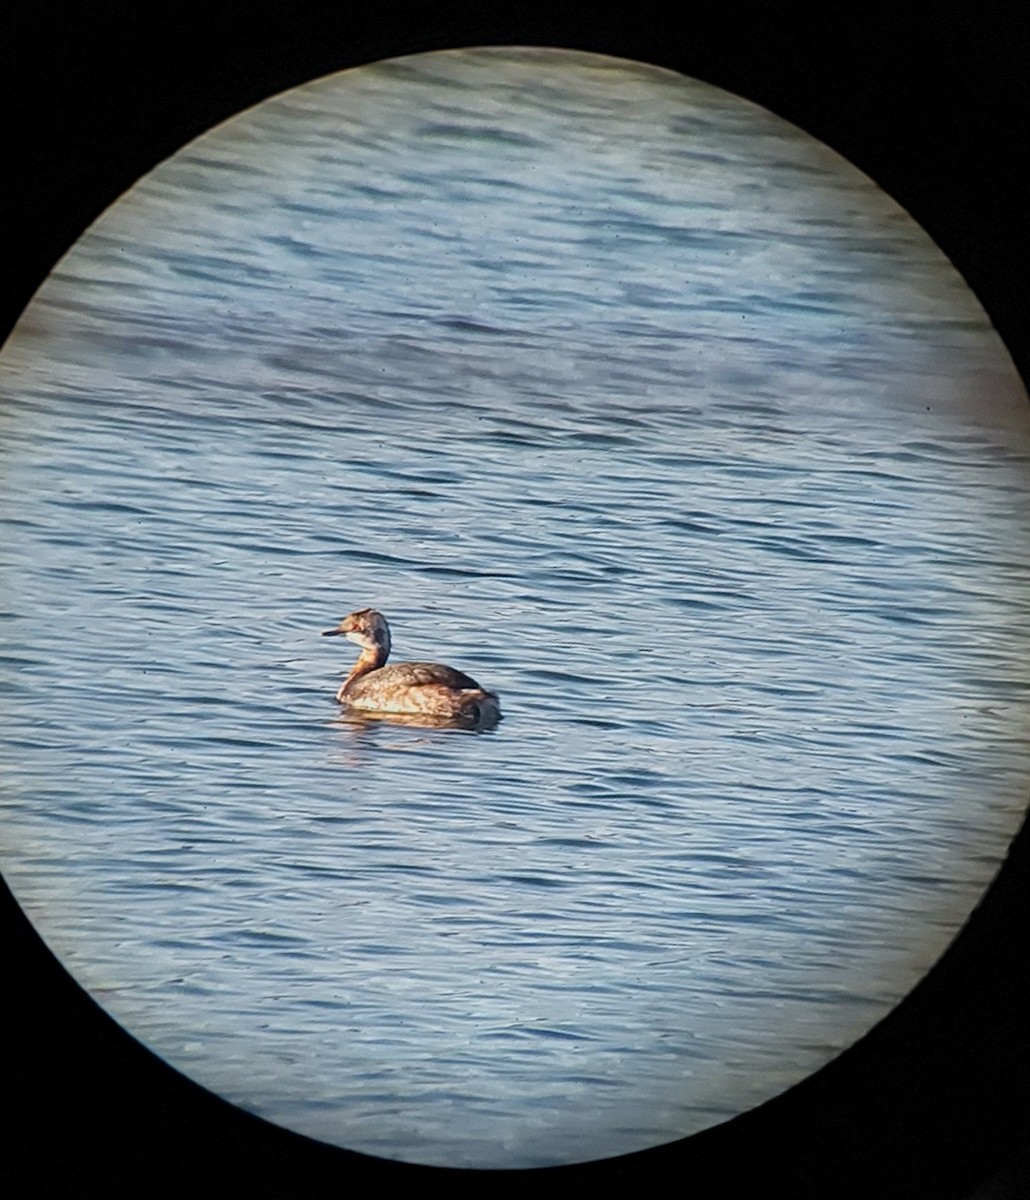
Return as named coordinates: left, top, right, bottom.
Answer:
left=345, top=645, right=386, bottom=687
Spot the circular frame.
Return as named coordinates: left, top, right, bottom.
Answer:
left=3, top=5, right=1028, bottom=1196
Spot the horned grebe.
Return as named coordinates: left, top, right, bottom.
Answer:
left=321, top=609, right=501, bottom=724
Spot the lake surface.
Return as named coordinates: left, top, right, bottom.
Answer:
left=2, top=47, right=1029, bottom=1169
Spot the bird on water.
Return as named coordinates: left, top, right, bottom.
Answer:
left=321, top=608, right=501, bottom=725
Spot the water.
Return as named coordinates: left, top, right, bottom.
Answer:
left=2, top=47, right=1029, bottom=1169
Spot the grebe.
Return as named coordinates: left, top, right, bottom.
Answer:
left=321, top=609, right=501, bottom=724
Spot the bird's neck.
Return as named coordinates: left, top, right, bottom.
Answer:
left=345, top=643, right=388, bottom=686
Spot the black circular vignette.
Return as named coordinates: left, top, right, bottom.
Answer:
left=2, top=3, right=1028, bottom=1197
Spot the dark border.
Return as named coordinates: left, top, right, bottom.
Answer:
left=3, top=4, right=1028, bottom=1197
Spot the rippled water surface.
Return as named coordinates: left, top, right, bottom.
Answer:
left=2, top=48, right=1029, bottom=1169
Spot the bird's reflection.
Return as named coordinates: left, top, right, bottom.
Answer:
left=332, top=706, right=501, bottom=734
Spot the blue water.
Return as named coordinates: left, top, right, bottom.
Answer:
left=2, top=47, right=1029, bottom=1169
